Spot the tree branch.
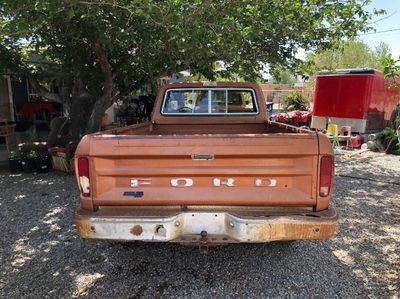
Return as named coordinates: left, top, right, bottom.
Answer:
left=188, top=0, right=212, bottom=21
left=28, top=78, right=62, bottom=103
left=78, top=0, right=167, bottom=28
left=91, top=40, right=113, bottom=101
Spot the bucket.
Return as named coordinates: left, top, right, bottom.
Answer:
left=348, top=134, right=364, bottom=148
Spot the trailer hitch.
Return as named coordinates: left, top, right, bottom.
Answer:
left=199, top=230, right=209, bottom=254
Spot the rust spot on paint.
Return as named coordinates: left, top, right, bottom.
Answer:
left=252, top=224, right=271, bottom=241
left=131, top=225, right=143, bottom=236
left=75, top=219, right=94, bottom=238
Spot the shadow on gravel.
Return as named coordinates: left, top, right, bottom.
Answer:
left=1, top=167, right=398, bottom=298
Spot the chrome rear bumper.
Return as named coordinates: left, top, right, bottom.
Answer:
left=75, top=207, right=337, bottom=244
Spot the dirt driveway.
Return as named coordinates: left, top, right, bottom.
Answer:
left=0, top=152, right=399, bottom=298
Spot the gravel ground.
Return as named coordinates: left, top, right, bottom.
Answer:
left=0, top=151, right=399, bottom=298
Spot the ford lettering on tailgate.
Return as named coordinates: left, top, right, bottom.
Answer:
left=130, top=178, right=277, bottom=187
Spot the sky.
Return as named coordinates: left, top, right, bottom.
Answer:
left=361, top=0, right=400, bottom=58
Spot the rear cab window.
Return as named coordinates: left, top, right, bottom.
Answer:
left=161, top=88, right=258, bottom=115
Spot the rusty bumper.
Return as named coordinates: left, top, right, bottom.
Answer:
left=75, top=207, right=338, bottom=244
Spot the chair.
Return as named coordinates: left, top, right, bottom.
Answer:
left=0, top=119, right=16, bottom=152
left=338, top=126, right=352, bottom=147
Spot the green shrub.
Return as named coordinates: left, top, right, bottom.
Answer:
left=283, top=91, right=309, bottom=111
left=9, top=150, right=22, bottom=159
left=383, top=116, right=400, bottom=154
left=27, top=150, right=38, bottom=159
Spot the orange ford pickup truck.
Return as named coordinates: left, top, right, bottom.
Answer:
left=74, top=82, right=337, bottom=246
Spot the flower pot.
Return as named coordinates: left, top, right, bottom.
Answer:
left=21, top=158, right=37, bottom=173
left=35, top=156, right=50, bottom=173
left=8, top=158, right=23, bottom=173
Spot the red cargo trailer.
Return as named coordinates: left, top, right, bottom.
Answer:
left=311, top=68, right=399, bottom=133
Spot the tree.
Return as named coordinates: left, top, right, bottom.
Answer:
left=304, top=39, right=390, bottom=76
left=381, top=54, right=400, bottom=154
left=0, top=0, right=382, bottom=137
left=270, top=66, right=297, bottom=85
left=381, top=54, right=400, bottom=80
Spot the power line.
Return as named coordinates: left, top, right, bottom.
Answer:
left=360, top=28, right=400, bottom=36
left=367, top=12, right=397, bottom=26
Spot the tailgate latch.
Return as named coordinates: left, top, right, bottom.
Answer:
left=192, top=154, right=214, bottom=161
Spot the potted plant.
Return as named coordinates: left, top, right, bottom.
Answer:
left=21, top=150, right=38, bottom=173
left=35, top=152, right=50, bottom=173
left=8, top=150, right=23, bottom=173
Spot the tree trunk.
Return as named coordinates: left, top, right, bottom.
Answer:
left=68, top=76, right=91, bottom=139
left=86, top=100, right=108, bottom=134
left=85, top=41, right=115, bottom=134
left=59, top=77, right=73, bottom=112
left=69, top=96, right=86, bottom=139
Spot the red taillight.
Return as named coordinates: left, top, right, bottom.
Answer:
left=77, top=157, right=91, bottom=197
left=319, top=156, right=333, bottom=197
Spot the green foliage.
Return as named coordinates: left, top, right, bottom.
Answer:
left=383, top=118, right=400, bottom=154
left=380, top=55, right=400, bottom=154
left=305, top=40, right=391, bottom=75
left=283, top=91, right=308, bottom=111
left=1, top=1, right=381, bottom=80
left=381, top=54, right=400, bottom=79
left=383, top=119, right=399, bottom=140
left=27, top=150, right=38, bottom=159
left=270, top=66, right=296, bottom=85
left=9, top=150, right=22, bottom=159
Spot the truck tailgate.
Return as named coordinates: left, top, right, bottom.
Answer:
left=81, top=133, right=319, bottom=208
